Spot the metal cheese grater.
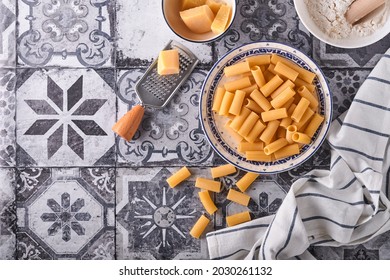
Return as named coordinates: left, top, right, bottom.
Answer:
left=112, top=40, right=199, bottom=141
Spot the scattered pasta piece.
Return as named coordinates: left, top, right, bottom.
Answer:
left=166, top=167, right=191, bottom=188
left=211, top=164, right=237, bottom=178
left=236, top=172, right=259, bottom=192
left=226, top=211, right=251, bottom=227
left=195, top=177, right=221, bottom=193
left=227, top=189, right=251, bottom=206
left=198, top=191, right=218, bottom=215
left=190, top=215, right=210, bottom=239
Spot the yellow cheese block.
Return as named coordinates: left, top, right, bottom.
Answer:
left=166, top=166, right=191, bottom=188
left=227, top=189, right=251, bottom=206
left=198, top=191, right=218, bottom=215
left=180, top=5, right=215, bottom=34
left=226, top=211, right=251, bottom=227
left=211, top=4, right=231, bottom=34
left=157, top=49, right=180, bottom=76
left=206, top=0, right=223, bottom=14
left=190, top=214, right=210, bottom=239
left=182, top=0, right=206, bottom=10
left=195, top=177, right=221, bottom=193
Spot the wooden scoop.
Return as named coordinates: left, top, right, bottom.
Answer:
left=345, top=0, right=385, bottom=24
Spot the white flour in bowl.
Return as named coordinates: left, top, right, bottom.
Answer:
left=304, top=0, right=389, bottom=39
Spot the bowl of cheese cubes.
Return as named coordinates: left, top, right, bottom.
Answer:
left=200, top=42, right=332, bottom=174
left=162, top=0, right=236, bottom=43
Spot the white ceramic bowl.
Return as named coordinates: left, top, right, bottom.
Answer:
left=294, top=0, right=390, bottom=49
left=200, top=42, right=332, bottom=174
left=162, top=0, right=237, bottom=43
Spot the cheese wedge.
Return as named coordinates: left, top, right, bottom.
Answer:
left=182, top=0, right=206, bottom=10
left=157, top=49, right=180, bottom=76
left=211, top=4, right=231, bottom=34
left=206, top=0, right=223, bottom=14
left=180, top=5, right=215, bottom=34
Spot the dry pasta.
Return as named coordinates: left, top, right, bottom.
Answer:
left=238, top=111, right=259, bottom=137
left=211, top=164, right=237, bottom=178
left=219, top=91, right=234, bottom=116
left=286, top=125, right=298, bottom=144
left=212, top=87, right=225, bottom=112
left=226, top=211, right=251, bottom=227
left=260, top=120, right=280, bottom=144
left=270, top=87, right=296, bottom=109
left=251, top=66, right=266, bottom=87
left=224, top=120, right=244, bottom=142
left=236, top=172, right=259, bottom=192
left=246, top=55, right=271, bottom=67
left=166, top=167, right=191, bottom=188
left=246, top=151, right=272, bottom=162
left=198, top=191, right=218, bottom=215
left=227, top=189, right=251, bottom=206
left=245, top=120, right=266, bottom=144
left=291, top=97, right=310, bottom=123
left=238, top=142, right=264, bottom=153
left=274, top=144, right=300, bottom=160
left=190, top=215, right=210, bottom=239
left=270, top=80, right=296, bottom=99
left=274, top=61, right=299, bottom=81
left=195, top=177, right=221, bottom=193
left=224, top=76, right=252, bottom=92
left=260, top=75, right=284, bottom=97
left=292, top=132, right=311, bottom=145
left=271, top=54, right=316, bottom=84
left=245, top=98, right=264, bottom=115
left=229, top=90, right=246, bottom=116
left=224, top=61, right=251, bottom=77
left=241, top=84, right=259, bottom=96
left=261, top=108, right=288, bottom=122
left=250, top=89, right=272, bottom=112
left=230, top=107, right=251, bottom=131
left=304, top=113, right=324, bottom=138
left=263, top=138, right=289, bottom=155
left=297, top=86, right=319, bottom=110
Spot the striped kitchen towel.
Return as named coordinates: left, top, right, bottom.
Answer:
left=206, top=49, right=390, bottom=260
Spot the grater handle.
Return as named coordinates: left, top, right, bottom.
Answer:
left=112, top=105, right=145, bottom=141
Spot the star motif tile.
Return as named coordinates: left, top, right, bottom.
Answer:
left=16, top=68, right=116, bottom=167
left=0, top=0, right=16, bottom=66
left=17, top=0, right=115, bottom=67
left=16, top=168, right=115, bottom=260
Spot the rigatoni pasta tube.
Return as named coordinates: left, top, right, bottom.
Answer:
left=293, top=108, right=314, bottom=131
left=251, top=66, right=266, bottom=87
left=224, top=61, right=251, bottom=77
left=292, top=132, right=311, bottom=145
left=261, top=108, right=288, bottom=122
left=260, top=75, right=284, bottom=97
left=246, top=55, right=271, bottom=67
left=250, top=89, right=272, bottom=112
left=291, top=97, right=310, bottom=123
left=230, top=107, right=251, bottom=131
left=226, top=211, right=251, bottom=227
left=304, top=113, right=324, bottom=138
left=224, top=76, right=252, bottom=92
left=229, top=90, right=246, bottom=116
left=190, top=215, right=210, bottom=239
left=219, top=91, right=234, bottom=116
left=263, top=71, right=275, bottom=82
left=198, top=191, right=218, bottom=215
left=270, top=87, right=296, bottom=109
left=295, top=77, right=316, bottom=92
left=260, top=120, right=280, bottom=144
left=286, top=125, right=298, bottom=144
left=297, top=86, right=319, bottom=110
left=280, top=104, right=296, bottom=128
left=195, top=177, right=221, bottom=193
left=241, top=84, right=258, bottom=96
left=224, top=120, right=244, bottom=142
left=274, top=144, right=300, bottom=160
left=271, top=54, right=316, bottom=84
left=166, top=167, right=191, bottom=188
left=263, top=138, right=289, bottom=155
left=238, top=141, right=264, bottom=153
left=245, top=98, right=263, bottom=115
left=246, top=151, right=272, bottom=162
left=238, top=112, right=259, bottom=138
left=211, top=164, right=236, bottom=178
left=245, top=120, right=266, bottom=144
left=236, top=172, right=259, bottom=192
left=227, top=189, right=251, bottom=206
left=274, top=62, right=299, bottom=81
left=212, top=87, right=225, bottom=112
left=270, top=80, right=296, bottom=99
left=281, top=98, right=295, bottom=111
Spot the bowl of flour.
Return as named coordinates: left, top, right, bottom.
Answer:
left=294, top=0, right=390, bottom=48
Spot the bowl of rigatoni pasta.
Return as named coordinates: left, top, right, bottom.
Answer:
left=200, top=42, right=332, bottom=174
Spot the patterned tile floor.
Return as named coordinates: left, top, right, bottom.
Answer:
left=0, top=0, right=389, bottom=260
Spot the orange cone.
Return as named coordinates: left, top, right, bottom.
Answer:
left=112, top=105, right=145, bottom=141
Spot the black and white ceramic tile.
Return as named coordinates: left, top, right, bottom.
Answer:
left=16, top=68, right=116, bottom=167
left=16, top=168, right=115, bottom=259
left=0, top=0, right=16, bottom=67
left=17, top=0, right=115, bottom=67
left=0, top=168, right=16, bottom=259
left=0, top=68, right=16, bottom=167
left=116, top=69, right=219, bottom=167
left=115, top=0, right=214, bottom=68
left=116, top=167, right=210, bottom=260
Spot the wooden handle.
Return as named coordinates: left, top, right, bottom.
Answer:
left=112, top=104, right=145, bottom=141
left=345, top=0, right=385, bottom=24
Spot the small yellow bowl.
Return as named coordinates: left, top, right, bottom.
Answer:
left=162, top=0, right=237, bottom=43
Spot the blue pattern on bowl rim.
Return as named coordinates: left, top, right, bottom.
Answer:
left=200, top=42, right=332, bottom=174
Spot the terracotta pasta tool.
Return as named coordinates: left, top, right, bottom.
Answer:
left=112, top=40, right=199, bottom=141
left=345, top=0, right=385, bottom=25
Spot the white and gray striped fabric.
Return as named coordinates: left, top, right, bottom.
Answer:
left=206, top=49, right=390, bottom=260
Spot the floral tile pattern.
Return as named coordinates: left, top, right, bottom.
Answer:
left=0, top=68, right=16, bottom=167
left=115, top=0, right=214, bottom=67
left=16, top=168, right=115, bottom=260
left=17, top=0, right=115, bottom=67
left=0, top=0, right=16, bottom=66
left=215, top=0, right=313, bottom=58
left=0, top=168, right=16, bottom=259
left=16, top=68, right=116, bottom=167
left=116, top=167, right=210, bottom=260
left=116, top=69, right=218, bottom=167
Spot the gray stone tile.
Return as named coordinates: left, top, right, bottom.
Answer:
left=16, top=68, right=116, bottom=167
left=0, top=68, right=15, bottom=167
left=215, top=0, right=313, bottom=58
left=115, top=0, right=214, bottom=68
left=116, top=69, right=220, bottom=167
left=0, top=168, right=16, bottom=259
left=0, top=0, right=16, bottom=67
left=17, top=0, right=115, bottom=67
left=313, top=35, right=390, bottom=68
left=16, top=168, right=115, bottom=260
left=116, top=167, right=210, bottom=260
